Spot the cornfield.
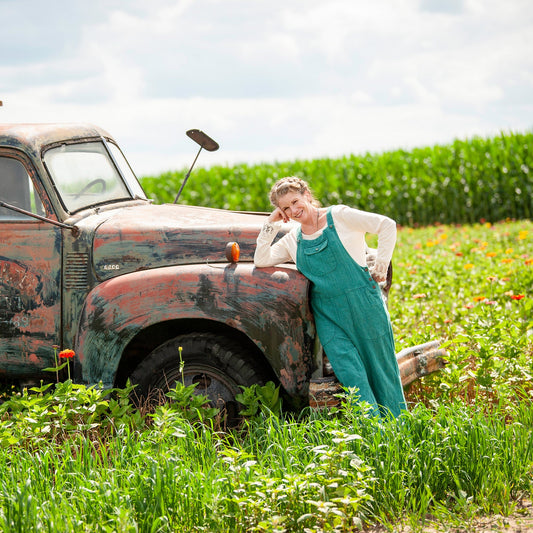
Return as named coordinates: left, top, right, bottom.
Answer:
left=141, top=131, right=533, bottom=226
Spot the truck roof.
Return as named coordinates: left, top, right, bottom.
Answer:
left=0, top=123, right=113, bottom=153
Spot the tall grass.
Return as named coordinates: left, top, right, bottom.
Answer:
left=0, top=397, right=531, bottom=532
left=141, top=130, right=533, bottom=225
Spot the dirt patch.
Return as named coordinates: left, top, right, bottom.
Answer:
left=365, top=499, right=533, bottom=532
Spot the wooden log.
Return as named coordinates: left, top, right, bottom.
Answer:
left=309, top=340, right=448, bottom=408
left=396, top=340, right=448, bottom=387
left=308, top=377, right=343, bottom=409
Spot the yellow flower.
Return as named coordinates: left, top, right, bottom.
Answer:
left=486, top=252, right=497, bottom=257
left=505, top=248, right=514, bottom=254
left=464, top=263, right=474, bottom=270
left=518, top=230, right=528, bottom=240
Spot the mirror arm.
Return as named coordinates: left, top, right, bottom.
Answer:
left=0, top=200, right=79, bottom=236
left=174, top=145, right=203, bottom=204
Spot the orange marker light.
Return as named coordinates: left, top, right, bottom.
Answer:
left=225, top=242, right=240, bottom=262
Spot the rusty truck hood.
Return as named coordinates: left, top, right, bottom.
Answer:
left=91, top=203, right=282, bottom=280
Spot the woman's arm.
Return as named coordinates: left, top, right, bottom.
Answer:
left=336, top=205, right=397, bottom=282
left=254, top=222, right=296, bottom=267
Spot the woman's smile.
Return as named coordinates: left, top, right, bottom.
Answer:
left=277, top=191, right=312, bottom=224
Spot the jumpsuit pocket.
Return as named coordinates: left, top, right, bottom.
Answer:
left=349, top=285, right=388, bottom=340
left=317, top=286, right=388, bottom=343
left=302, top=239, right=336, bottom=274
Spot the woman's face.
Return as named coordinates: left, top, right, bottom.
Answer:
left=277, top=190, right=313, bottom=223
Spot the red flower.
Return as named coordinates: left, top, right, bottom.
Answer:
left=510, top=294, right=525, bottom=300
left=59, top=349, right=75, bottom=359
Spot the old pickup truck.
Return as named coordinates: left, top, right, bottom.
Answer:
left=0, top=123, right=444, bottom=414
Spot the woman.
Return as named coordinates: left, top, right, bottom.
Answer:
left=254, top=176, right=406, bottom=418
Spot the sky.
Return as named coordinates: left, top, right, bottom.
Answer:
left=1, top=0, right=532, bottom=176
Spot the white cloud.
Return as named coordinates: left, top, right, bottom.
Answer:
left=1, top=0, right=532, bottom=176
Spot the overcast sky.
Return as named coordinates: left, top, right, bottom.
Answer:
left=1, top=0, right=532, bottom=176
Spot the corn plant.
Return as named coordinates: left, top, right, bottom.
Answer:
left=141, top=131, right=533, bottom=226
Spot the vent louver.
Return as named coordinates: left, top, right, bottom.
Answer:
left=65, top=253, right=89, bottom=289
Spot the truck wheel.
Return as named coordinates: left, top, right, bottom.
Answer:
left=129, top=332, right=268, bottom=419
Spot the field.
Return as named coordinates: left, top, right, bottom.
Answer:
left=0, top=132, right=531, bottom=531
left=0, top=218, right=530, bottom=532
left=141, top=131, right=533, bottom=226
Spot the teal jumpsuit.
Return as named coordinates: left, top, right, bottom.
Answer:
left=296, top=208, right=406, bottom=418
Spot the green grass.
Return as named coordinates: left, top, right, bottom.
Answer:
left=0, top=394, right=531, bottom=532
left=0, top=219, right=531, bottom=531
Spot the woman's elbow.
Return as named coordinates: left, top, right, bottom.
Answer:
left=385, top=217, right=397, bottom=234
left=253, top=253, right=268, bottom=268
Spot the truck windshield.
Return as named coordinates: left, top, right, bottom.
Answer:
left=43, top=141, right=147, bottom=213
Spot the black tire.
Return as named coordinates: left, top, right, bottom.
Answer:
left=129, top=332, right=268, bottom=419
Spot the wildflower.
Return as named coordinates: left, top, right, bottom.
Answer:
left=486, top=252, right=497, bottom=258
left=59, top=349, right=75, bottom=380
left=473, top=296, right=486, bottom=302
left=486, top=276, right=498, bottom=282
left=464, top=263, right=474, bottom=270
left=464, top=303, right=474, bottom=309
left=518, top=230, right=528, bottom=240
left=509, top=294, right=525, bottom=301
left=501, top=258, right=514, bottom=264
left=525, top=258, right=533, bottom=266
left=484, top=300, right=497, bottom=306
left=505, top=248, right=514, bottom=254
left=413, top=293, right=427, bottom=299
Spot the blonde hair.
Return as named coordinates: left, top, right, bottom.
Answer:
left=269, top=176, right=320, bottom=207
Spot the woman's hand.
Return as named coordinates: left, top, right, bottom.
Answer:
left=371, top=271, right=386, bottom=283
left=370, top=262, right=388, bottom=283
left=267, top=207, right=289, bottom=224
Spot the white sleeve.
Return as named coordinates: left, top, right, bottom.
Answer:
left=335, top=205, right=396, bottom=276
left=254, top=222, right=297, bottom=267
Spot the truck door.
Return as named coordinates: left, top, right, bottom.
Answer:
left=0, top=154, right=61, bottom=377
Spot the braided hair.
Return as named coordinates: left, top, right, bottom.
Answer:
left=269, top=176, right=320, bottom=207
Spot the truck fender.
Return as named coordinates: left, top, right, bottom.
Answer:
left=75, top=262, right=317, bottom=395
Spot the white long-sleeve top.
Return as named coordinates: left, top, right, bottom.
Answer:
left=254, top=204, right=396, bottom=279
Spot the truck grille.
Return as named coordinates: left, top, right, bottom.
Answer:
left=65, top=253, right=89, bottom=289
